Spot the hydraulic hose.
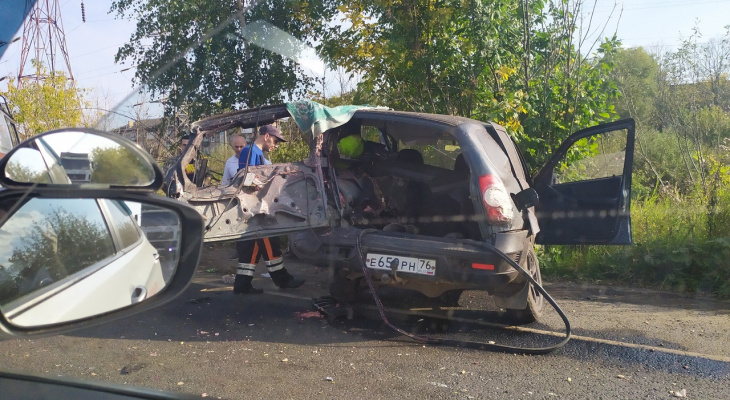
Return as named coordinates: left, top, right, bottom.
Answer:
left=354, top=229, right=571, bottom=354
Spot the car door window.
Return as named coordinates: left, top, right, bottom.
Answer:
left=534, top=119, right=635, bottom=245
left=100, top=199, right=142, bottom=250
left=554, top=131, right=628, bottom=184
left=0, top=198, right=115, bottom=305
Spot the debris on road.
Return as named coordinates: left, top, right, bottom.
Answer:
left=295, top=310, right=324, bottom=321
left=189, top=296, right=211, bottom=304
left=120, top=363, right=146, bottom=375
left=671, top=389, right=687, bottom=398
left=312, top=296, right=354, bottom=320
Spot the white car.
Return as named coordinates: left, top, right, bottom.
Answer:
left=0, top=198, right=165, bottom=326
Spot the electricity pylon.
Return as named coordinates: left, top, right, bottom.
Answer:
left=17, top=0, right=75, bottom=86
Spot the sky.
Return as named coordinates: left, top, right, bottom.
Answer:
left=1, top=0, right=729, bottom=114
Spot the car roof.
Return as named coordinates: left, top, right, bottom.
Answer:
left=354, top=108, right=480, bottom=127
left=351, top=108, right=490, bottom=145
left=193, top=103, right=483, bottom=133
left=191, top=102, right=508, bottom=148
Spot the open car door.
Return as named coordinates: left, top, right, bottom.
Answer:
left=532, top=119, right=635, bottom=245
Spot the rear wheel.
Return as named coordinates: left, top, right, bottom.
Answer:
left=505, top=248, right=544, bottom=324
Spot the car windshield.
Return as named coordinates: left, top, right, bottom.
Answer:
left=1, top=1, right=729, bottom=399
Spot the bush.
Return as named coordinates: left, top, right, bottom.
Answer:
left=269, top=137, right=309, bottom=163
left=269, top=119, right=311, bottom=163
left=206, top=143, right=234, bottom=184
left=632, top=128, right=693, bottom=193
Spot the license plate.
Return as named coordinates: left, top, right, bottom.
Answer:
left=365, top=253, right=436, bottom=276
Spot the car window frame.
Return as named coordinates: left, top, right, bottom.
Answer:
left=97, top=199, right=144, bottom=252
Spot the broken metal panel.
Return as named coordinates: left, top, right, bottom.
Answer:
left=184, top=162, right=331, bottom=242
left=192, top=104, right=290, bottom=134
left=162, top=105, right=334, bottom=244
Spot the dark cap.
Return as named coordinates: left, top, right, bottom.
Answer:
left=259, top=124, right=286, bottom=142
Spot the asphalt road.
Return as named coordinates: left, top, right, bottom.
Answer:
left=0, top=248, right=728, bottom=400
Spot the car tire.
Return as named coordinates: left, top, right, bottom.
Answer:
left=505, top=248, right=544, bottom=324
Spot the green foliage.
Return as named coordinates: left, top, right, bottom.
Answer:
left=700, top=155, right=730, bottom=237
left=554, top=131, right=628, bottom=183
left=11, top=207, right=114, bottom=278
left=0, top=65, right=88, bottom=141
left=4, top=161, right=51, bottom=183
left=269, top=138, right=309, bottom=163
left=631, top=128, right=689, bottom=194
left=206, top=142, right=234, bottom=184
left=2, top=205, right=115, bottom=304
left=90, top=146, right=154, bottom=185
left=110, top=0, right=336, bottom=120
left=607, top=47, right=660, bottom=126
left=321, top=0, right=620, bottom=172
left=269, top=123, right=310, bottom=164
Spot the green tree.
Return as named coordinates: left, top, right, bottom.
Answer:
left=110, top=0, right=336, bottom=121
left=4, top=206, right=114, bottom=304
left=90, top=146, right=156, bottom=185
left=607, top=47, right=660, bottom=125
left=650, top=26, right=730, bottom=193
left=320, top=0, right=620, bottom=171
left=4, top=160, right=51, bottom=183
left=0, top=64, right=87, bottom=141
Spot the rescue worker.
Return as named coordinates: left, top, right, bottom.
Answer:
left=221, top=135, right=246, bottom=186
left=233, top=125, right=305, bottom=294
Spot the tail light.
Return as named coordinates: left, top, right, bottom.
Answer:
left=478, top=174, right=514, bottom=223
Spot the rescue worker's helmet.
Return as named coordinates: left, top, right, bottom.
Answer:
left=337, top=134, right=364, bottom=159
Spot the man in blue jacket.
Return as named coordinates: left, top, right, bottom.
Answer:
left=234, top=125, right=305, bottom=294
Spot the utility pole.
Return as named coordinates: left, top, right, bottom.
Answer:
left=17, top=0, right=75, bottom=86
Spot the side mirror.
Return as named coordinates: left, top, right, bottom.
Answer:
left=0, top=191, right=202, bottom=335
left=0, top=129, right=162, bottom=190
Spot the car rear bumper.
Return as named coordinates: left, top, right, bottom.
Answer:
left=291, top=227, right=529, bottom=291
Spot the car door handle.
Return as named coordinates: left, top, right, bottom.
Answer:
left=130, top=286, right=148, bottom=304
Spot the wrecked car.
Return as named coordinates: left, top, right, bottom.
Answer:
left=165, top=101, right=635, bottom=323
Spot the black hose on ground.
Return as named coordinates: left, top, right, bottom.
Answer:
left=354, top=228, right=571, bottom=354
